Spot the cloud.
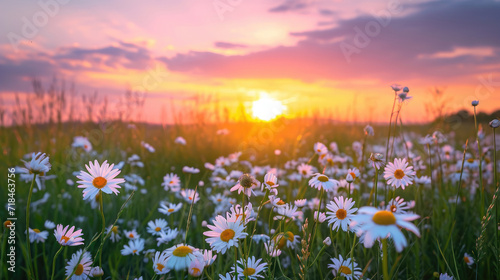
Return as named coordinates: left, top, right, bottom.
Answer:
left=214, top=41, right=248, bottom=49
left=163, top=0, right=500, bottom=83
left=268, top=0, right=312, bottom=13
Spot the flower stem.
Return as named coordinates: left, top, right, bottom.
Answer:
left=382, top=238, right=389, bottom=280
left=474, top=106, right=485, bottom=218
left=26, top=173, right=36, bottom=280
left=50, top=246, right=63, bottom=280
left=98, top=190, right=105, bottom=277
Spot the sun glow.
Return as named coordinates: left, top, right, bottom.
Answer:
left=252, top=94, right=286, bottom=121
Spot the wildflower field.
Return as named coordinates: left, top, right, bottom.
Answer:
left=1, top=89, right=499, bottom=280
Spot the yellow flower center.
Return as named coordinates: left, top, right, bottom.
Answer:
left=464, top=256, right=470, bottom=263
left=243, top=267, right=256, bottom=276
left=111, top=226, right=118, bottom=234
left=284, top=231, right=294, bottom=242
left=349, top=172, right=356, bottom=180
left=169, top=180, right=174, bottom=184
left=33, top=229, right=40, bottom=233
left=4, top=221, right=12, bottom=228
left=129, top=233, right=134, bottom=238
left=172, top=246, right=193, bottom=257
left=394, top=169, right=405, bottom=180
left=157, top=263, right=165, bottom=272
left=217, top=198, right=222, bottom=202
left=133, top=250, right=137, bottom=254
left=155, top=227, right=161, bottom=232
left=191, top=267, right=201, bottom=275
left=220, top=229, right=236, bottom=242
left=92, top=176, right=107, bottom=189
left=339, top=265, right=352, bottom=275
left=317, top=175, right=329, bottom=182
left=266, top=181, right=275, bottom=186
left=373, top=210, right=397, bottom=225
left=75, top=264, right=84, bottom=276
left=467, top=158, right=474, bottom=163
left=336, top=209, right=347, bottom=220
left=277, top=200, right=285, bottom=205
left=168, top=209, right=175, bottom=212
left=390, top=205, right=397, bottom=212
left=60, top=235, right=70, bottom=243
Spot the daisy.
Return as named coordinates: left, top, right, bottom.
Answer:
left=54, top=224, right=84, bottom=246
left=65, top=249, right=93, bottom=280
left=219, top=273, right=233, bottom=280
left=204, top=215, right=247, bottom=254
left=464, top=253, right=474, bottom=267
left=368, top=153, right=385, bottom=170
left=387, top=196, right=413, bottom=214
left=181, top=189, right=200, bottom=204
left=269, top=195, right=286, bottom=208
left=297, top=163, right=314, bottom=178
left=261, top=172, right=279, bottom=191
left=364, top=125, right=374, bottom=136
left=273, top=231, right=300, bottom=250
left=175, top=136, right=187, bottom=145
left=234, top=256, right=267, bottom=279
left=383, top=158, right=416, bottom=189
left=20, top=152, right=51, bottom=175
left=230, top=174, right=260, bottom=198
left=252, top=234, right=270, bottom=243
left=89, top=267, right=104, bottom=277
left=124, top=229, right=140, bottom=240
left=44, top=220, right=56, bottom=229
left=147, top=219, right=169, bottom=236
left=156, top=228, right=179, bottom=246
left=27, top=228, right=49, bottom=243
left=72, top=136, right=92, bottom=152
left=152, top=251, right=170, bottom=275
left=182, top=166, right=200, bottom=174
left=415, top=175, right=431, bottom=186
left=308, top=173, right=339, bottom=192
left=326, top=196, right=358, bottom=231
left=328, top=254, right=362, bottom=280
left=314, top=211, right=327, bottom=223
left=107, top=225, right=121, bottom=242
left=158, top=202, right=183, bottom=215
left=295, top=199, right=307, bottom=207
left=188, top=259, right=204, bottom=277
left=264, top=241, right=282, bottom=257
left=273, top=204, right=300, bottom=220
left=76, top=160, right=125, bottom=200
left=162, top=173, right=181, bottom=192
left=164, top=243, right=205, bottom=271
left=347, top=168, right=360, bottom=181
left=440, top=273, right=454, bottom=280
left=314, top=142, right=328, bottom=155
left=202, top=249, right=217, bottom=267
left=121, top=238, right=145, bottom=256
left=351, top=207, right=420, bottom=252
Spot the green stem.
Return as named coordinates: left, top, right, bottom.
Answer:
left=382, top=238, right=389, bottom=280
left=374, top=169, right=378, bottom=207
left=98, top=191, right=105, bottom=277
left=26, top=173, right=36, bottom=280
left=385, top=91, right=398, bottom=162
left=474, top=107, right=485, bottom=218
left=184, top=185, right=198, bottom=243
left=50, top=246, right=63, bottom=280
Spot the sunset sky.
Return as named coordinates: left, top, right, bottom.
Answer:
left=1, top=0, right=499, bottom=123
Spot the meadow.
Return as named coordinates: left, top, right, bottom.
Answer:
left=0, top=87, right=499, bottom=280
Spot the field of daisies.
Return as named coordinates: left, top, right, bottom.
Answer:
left=1, top=87, right=499, bottom=280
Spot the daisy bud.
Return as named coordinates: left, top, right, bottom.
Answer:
left=201, top=221, right=208, bottom=227
left=274, top=149, right=281, bottom=156
left=364, top=125, right=374, bottom=136
left=472, top=100, right=479, bottom=106
left=270, top=229, right=276, bottom=235
left=314, top=211, right=326, bottom=223
left=391, top=84, right=402, bottom=92
left=323, top=237, right=331, bottom=246
left=198, top=181, right=205, bottom=187
left=489, top=119, right=500, bottom=128
left=90, top=267, right=104, bottom=277
left=346, top=173, right=354, bottom=183
left=239, top=174, right=255, bottom=188
left=403, top=86, right=409, bottom=93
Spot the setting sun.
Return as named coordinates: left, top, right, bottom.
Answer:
left=251, top=94, right=287, bottom=121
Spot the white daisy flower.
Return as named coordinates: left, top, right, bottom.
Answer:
left=219, top=273, right=233, bottom=280
left=297, top=163, right=315, bottom=178
left=27, top=228, right=49, bottom=243
left=202, top=249, right=217, bottom=267
left=124, top=229, right=140, bottom=240
left=308, top=173, right=339, bottom=192
left=328, top=254, right=362, bottom=280
left=106, top=225, right=121, bottom=243
left=65, top=249, right=93, bottom=280
left=273, top=204, right=300, bottom=220
left=264, top=241, right=282, bottom=257
left=121, top=238, right=145, bottom=256
left=230, top=174, right=260, bottom=198
left=156, top=228, right=179, bottom=246
left=188, top=259, right=204, bottom=277
left=234, top=256, right=267, bottom=279
left=314, top=142, right=328, bottom=155
left=440, top=273, right=454, bottom=280
left=182, top=166, right=200, bottom=174
left=72, top=136, right=92, bottom=152
left=314, top=211, right=327, bottom=223
left=20, top=152, right=51, bottom=175
left=76, top=160, right=125, bottom=200
left=54, top=224, right=84, bottom=246
left=152, top=251, right=170, bottom=275
left=162, top=173, right=181, bottom=192
left=181, top=189, right=200, bottom=204
left=164, top=244, right=204, bottom=271
left=158, top=202, right=183, bottom=215
left=44, top=220, right=56, bottom=229
left=261, top=172, right=279, bottom=191
left=346, top=168, right=360, bottom=181
left=204, top=215, right=247, bottom=254
left=351, top=206, right=420, bottom=252
left=368, top=153, right=385, bottom=170
left=464, top=253, right=474, bottom=267
left=383, top=158, right=416, bottom=189
left=147, top=219, right=169, bottom=236
left=175, top=136, right=187, bottom=145
left=295, top=199, right=307, bottom=207
left=387, top=196, right=413, bottom=214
